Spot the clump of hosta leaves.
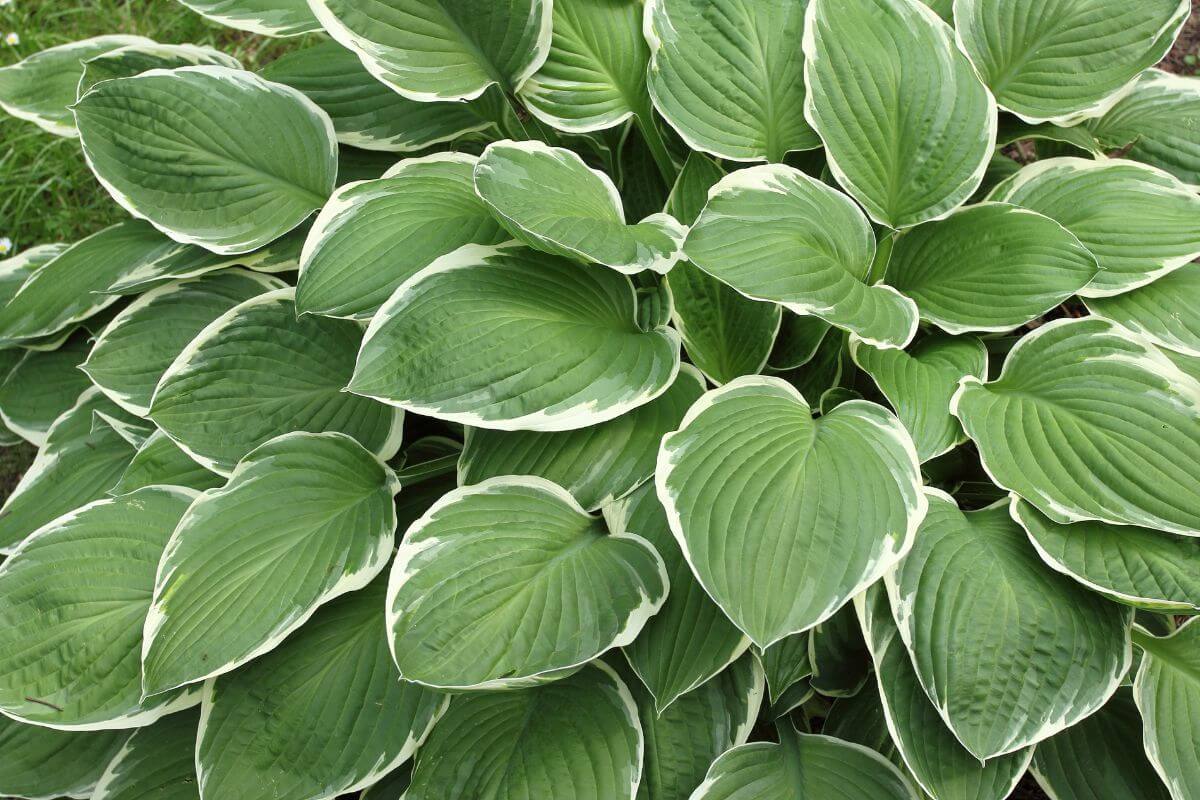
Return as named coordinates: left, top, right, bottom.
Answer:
left=1, top=0, right=1200, bottom=798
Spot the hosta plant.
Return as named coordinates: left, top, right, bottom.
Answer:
left=1, top=0, right=1199, bottom=798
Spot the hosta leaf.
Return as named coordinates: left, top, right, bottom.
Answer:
left=856, top=585, right=1032, bottom=800
left=519, top=0, right=650, bottom=133
left=951, top=317, right=1200, bottom=535
left=691, top=728, right=916, bottom=800
left=91, top=709, right=200, bottom=800
left=0, top=221, right=184, bottom=346
left=657, top=375, right=925, bottom=648
left=0, top=35, right=151, bottom=136
left=616, top=483, right=750, bottom=713
left=665, top=154, right=781, bottom=384
left=392, top=437, right=461, bottom=533
left=643, top=0, right=819, bottom=162
left=297, top=153, right=506, bottom=319
left=684, top=165, right=917, bottom=349
left=1014, top=500, right=1200, bottom=612
left=387, top=477, right=667, bottom=690
left=150, top=288, right=402, bottom=474
left=77, top=42, right=241, bottom=98
left=74, top=66, right=338, bottom=254
left=360, top=767, right=410, bottom=800
left=1131, top=621, right=1200, bottom=800
left=0, top=487, right=199, bottom=728
left=350, top=244, right=681, bottom=431
left=883, top=203, right=1098, bottom=333
left=0, top=243, right=67, bottom=305
left=850, top=334, right=988, bottom=462
left=405, top=663, right=642, bottom=800
left=260, top=41, right=495, bottom=152
left=197, top=577, right=446, bottom=800
left=0, top=718, right=127, bottom=800
left=1085, top=263, right=1200, bottom=358
left=0, top=390, right=136, bottom=553
left=769, top=311, right=832, bottom=371
left=110, top=430, right=224, bottom=495
left=802, top=0, right=995, bottom=228
left=0, top=335, right=91, bottom=445
left=822, top=682, right=903, bottom=771
left=174, top=0, right=321, bottom=36
left=954, top=0, right=1189, bottom=123
left=1031, top=689, right=1172, bottom=800
left=626, top=655, right=763, bottom=800
left=759, top=633, right=812, bottom=704
left=808, top=603, right=871, bottom=698
left=459, top=366, right=704, bottom=512
left=886, top=490, right=1132, bottom=759
left=308, top=0, right=552, bottom=101
left=84, top=270, right=285, bottom=415
left=988, top=157, right=1200, bottom=297
left=142, top=432, right=399, bottom=695
left=1089, top=70, right=1200, bottom=187
left=474, top=140, right=685, bottom=274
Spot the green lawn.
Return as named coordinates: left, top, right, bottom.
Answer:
left=0, top=0, right=307, bottom=249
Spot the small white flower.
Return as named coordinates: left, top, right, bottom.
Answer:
left=4, top=32, right=18, bottom=46
left=0, top=238, right=12, bottom=256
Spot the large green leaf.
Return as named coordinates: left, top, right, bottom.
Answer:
left=0, top=35, right=151, bottom=136
left=459, top=366, right=704, bottom=512
left=0, top=389, right=136, bottom=553
left=141, top=432, right=399, bottom=696
left=296, top=153, right=506, bottom=319
left=260, top=41, right=495, bottom=152
left=691, top=728, right=917, bottom=800
left=684, top=165, right=917, bottom=349
left=1132, top=620, right=1200, bottom=800
left=1014, top=499, right=1200, bottom=612
left=84, top=270, right=284, bottom=415
left=988, top=157, right=1200, bottom=296
left=665, top=154, right=781, bottom=384
left=74, top=66, right=337, bottom=254
left=955, top=0, right=1189, bottom=123
left=951, top=317, right=1200, bottom=535
left=0, top=487, right=199, bottom=728
left=644, top=0, right=819, bottom=162
left=626, top=654, right=763, bottom=800
left=802, top=0, right=995, bottom=228
left=350, top=243, right=681, bottom=431
left=657, top=376, right=924, bottom=648
left=886, top=490, right=1132, bottom=760
left=308, top=0, right=552, bottom=101
left=519, top=0, right=650, bottom=133
left=174, top=0, right=321, bottom=35
left=0, top=718, right=127, bottom=800
left=1031, top=689, right=1172, bottom=800
left=850, top=334, right=987, bottom=462
left=882, top=203, right=1098, bottom=333
left=0, top=221, right=185, bottom=347
left=0, top=335, right=91, bottom=445
left=474, top=140, right=685, bottom=274
left=616, top=482, right=750, bottom=712
left=387, top=477, right=666, bottom=690
left=405, top=663, right=642, bottom=799
left=110, top=429, right=224, bottom=496
left=1089, top=70, right=1200, bottom=187
left=150, top=288, right=402, bottom=475
left=197, top=577, right=446, bottom=800
left=856, top=585, right=1032, bottom=800
left=1085, top=263, right=1200, bottom=358
left=91, top=709, right=200, bottom=800
left=77, top=42, right=242, bottom=98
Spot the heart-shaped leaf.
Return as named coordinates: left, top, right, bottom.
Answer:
left=387, top=477, right=667, bottom=690
left=684, top=164, right=917, bottom=349
left=657, top=375, right=925, bottom=648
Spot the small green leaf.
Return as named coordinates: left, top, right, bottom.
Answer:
left=758, top=632, right=812, bottom=705
left=0, top=334, right=91, bottom=445
left=808, top=602, right=871, bottom=698
left=110, top=429, right=223, bottom=496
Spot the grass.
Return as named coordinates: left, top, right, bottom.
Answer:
left=0, top=0, right=308, bottom=250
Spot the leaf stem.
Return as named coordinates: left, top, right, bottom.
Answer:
left=634, top=107, right=679, bottom=186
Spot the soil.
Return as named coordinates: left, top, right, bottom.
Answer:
left=1159, top=0, right=1200, bottom=75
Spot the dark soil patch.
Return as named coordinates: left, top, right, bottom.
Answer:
left=1159, top=0, right=1200, bottom=75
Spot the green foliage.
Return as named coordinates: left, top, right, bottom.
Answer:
left=0, top=1, right=1197, bottom=798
